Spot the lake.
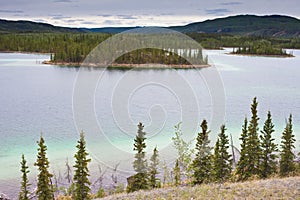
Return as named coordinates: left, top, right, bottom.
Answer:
left=0, top=49, right=300, bottom=197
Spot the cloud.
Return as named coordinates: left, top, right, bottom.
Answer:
left=81, top=21, right=97, bottom=25
left=48, top=14, right=71, bottom=20
left=63, top=19, right=84, bottom=23
left=53, top=0, right=73, bottom=3
left=34, top=19, right=47, bottom=23
left=205, top=8, right=231, bottom=15
left=102, top=20, right=123, bottom=26
left=97, top=14, right=113, bottom=17
left=220, top=2, right=242, bottom=6
left=117, top=15, right=137, bottom=20
left=0, top=9, right=23, bottom=13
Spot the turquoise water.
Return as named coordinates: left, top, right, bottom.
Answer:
left=0, top=50, right=300, bottom=197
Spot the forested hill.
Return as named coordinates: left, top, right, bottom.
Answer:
left=172, top=15, right=300, bottom=37
left=0, top=19, right=84, bottom=33
left=1, top=15, right=300, bottom=37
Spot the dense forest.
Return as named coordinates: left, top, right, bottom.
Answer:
left=0, top=33, right=299, bottom=65
left=16, top=97, right=300, bottom=199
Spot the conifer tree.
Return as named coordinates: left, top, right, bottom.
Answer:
left=149, top=147, right=160, bottom=188
left=246, top=97, right=261, bottom=176
left=174, top=159, right=181, bottom=186
left=34, top=135, right=54, bottom=200
left=19, top=154, right=30, bottom=200
left=259, top=111, right=278, bottom=178
left=73, top=131, right=91, bottom=200
left=127, top=122, right=148, bottom=192
left=280, top=114, right=296, bottom=176
left=212, top=125, right=232, bottom=182
left=192, top=119, right=212, bottom=184
left=236, top=117, right=250, bottom=181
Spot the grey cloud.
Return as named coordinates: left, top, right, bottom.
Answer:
left=52, top=16, right=71, bottom=20
left=63, top=19, right=84, bottom=23
left=34, top=19, right=47, bottom=23
left=97, top=14, right=113, bottom=17
left=53, top=0, right=73, bottom=3
left=220, top=2, right=242, bottom=6
left=117, top=15, right=137, bottom=20
left=48, top=14, right=71, bottom=20
left=206, top=8, right=231, bottom=15
left=159, top=13, right=175, bottom=16
left=81, top=21, right=97, bottom=25
left=102, top=20, right=123, bottom=25
left=0, top=9, right=23, bottom=13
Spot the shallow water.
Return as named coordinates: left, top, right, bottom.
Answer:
left=0, top=49, right=300, bottom=197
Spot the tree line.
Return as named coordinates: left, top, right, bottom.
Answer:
left=0, top=33, right=299, bottom=65
left=18, top=97, right=300, bottom=199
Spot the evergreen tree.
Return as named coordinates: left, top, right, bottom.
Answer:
left=212, top=125, right=232, bottom=182
left=127, top=122, right=148, bottom=192
left=149, top=147, right=160, bottom=188
left=174, top=159, right=181, bottom=186
left=280, top=114, right=296, bottom=176
left=192, top=119, right=212, bottom=184
left=34, top=135, right=54, bottom=200
left=19, top=154, right=30, bottom=200
left=259, top=111, right=278, bottom=178
left=73, top=131, right=91, bottom=200
left=236, top=117, right=250, bottom=181
left=246, top=97, right=261, bottom=176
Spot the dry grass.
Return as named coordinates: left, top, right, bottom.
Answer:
left=97, top=176, right=300, bottom=200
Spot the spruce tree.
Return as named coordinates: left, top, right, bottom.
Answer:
left=212, top=125, right=232, bottom=182
left=73, top=131, right=91, bottom=200
left=236, top=117, right=250, bottom=181
left=259, top=111, right=278, bottom=178
left=192, top=119, right=212, bottom=184
left=127, top=122, right=148, bottom=192
left=280, top=114, right=296, bottom=176
left=34, top=135, right=54, bottom=200
left=149, top=147, right=160, bottom=188
left=174, top=159, right=181, bottom=186
left=19, top=154, right=30, bottom=200
left=246, top=97, right=261, bottom=176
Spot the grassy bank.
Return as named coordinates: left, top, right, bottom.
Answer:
left=97, top=176, right=300, bottom=200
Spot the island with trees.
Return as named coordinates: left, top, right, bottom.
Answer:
left=231, top=39, right=294, bottom=57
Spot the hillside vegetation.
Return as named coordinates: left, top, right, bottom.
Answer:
left=98, top=176, right=300, bottom=200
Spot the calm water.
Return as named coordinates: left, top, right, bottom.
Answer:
left=0, top=50, right=300, bottom=197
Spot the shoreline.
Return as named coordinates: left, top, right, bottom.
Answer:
left=227, top=52, right=295, bottom=58
left=43, top=61, right=210, bottom=69
left=0, top=50, right=51, bottom=55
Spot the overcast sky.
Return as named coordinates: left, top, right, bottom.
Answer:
left=0, top=0, right=299, bottom=28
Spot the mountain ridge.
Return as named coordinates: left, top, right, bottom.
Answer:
left=1, top=14, right=300, bottom=37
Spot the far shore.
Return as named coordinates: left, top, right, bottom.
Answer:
left=227, top=52, right=295, bottom=58
left=43, top=61, right=210, bottom=69
left=0, top=50, right=51, bottom=55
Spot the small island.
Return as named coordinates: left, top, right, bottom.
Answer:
left=45, top=48, right=209, bottom=69
left=231, top=39, right=294, bottom=57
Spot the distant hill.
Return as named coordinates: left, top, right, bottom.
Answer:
left=1, top=15, right=300, bottom=37
left=172, top=15, right=300, bottom=37
left=0, top=19, right=84, bottom=33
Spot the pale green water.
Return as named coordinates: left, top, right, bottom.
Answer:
left=0, top=50, right=300, bottom=197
